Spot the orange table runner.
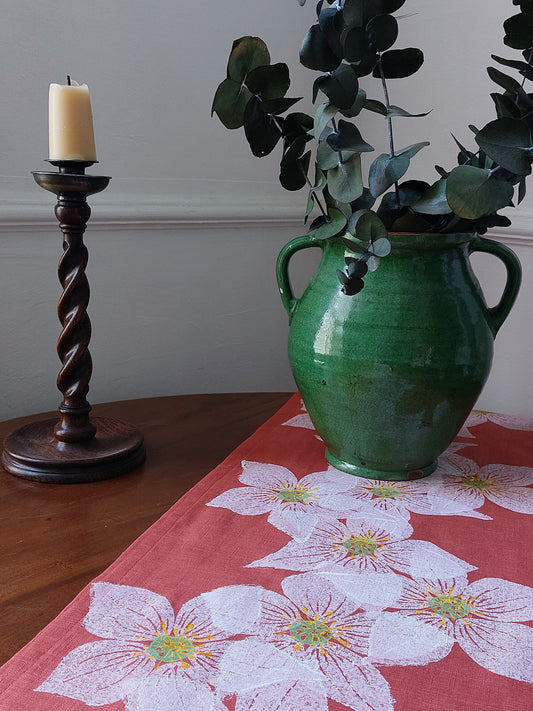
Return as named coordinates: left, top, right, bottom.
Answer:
left=0, top=394, right=532, bottom=711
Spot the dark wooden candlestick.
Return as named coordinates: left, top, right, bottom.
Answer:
left=1, top=161, right=146, bottom=483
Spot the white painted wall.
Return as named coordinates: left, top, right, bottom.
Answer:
left=0, top=0, right=532, bottom=421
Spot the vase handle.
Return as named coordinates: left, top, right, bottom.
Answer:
left=470, top=235, right=522, bottom=336
left=276, top=234, right=323, bottom=320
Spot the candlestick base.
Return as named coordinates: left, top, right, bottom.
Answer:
left=2, top=417, right=145, bottom=483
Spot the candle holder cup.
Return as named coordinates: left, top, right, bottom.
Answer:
left=1, top=161, right=146, bottom=483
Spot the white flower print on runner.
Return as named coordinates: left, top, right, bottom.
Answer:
left=248, top=513, right=476, bottom=609
left=218, top=573, right=395, bottom=711
left=319, top=461, right=492, bottom=521
left=368, top=576, right=533, bottom=683
left=429, top=453, right=533, bottom=515
left=283, top=412, right=315, bottom=430
left=206, top=461, right=352, bottom=541
left=458, top=410, right=533, bottom=438
left=36, top=582, right=230, bottom=710
left=282, top=400, right=315, bottom=430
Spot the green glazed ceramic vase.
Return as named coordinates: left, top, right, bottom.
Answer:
left=277, top=232, right=521, bottom=481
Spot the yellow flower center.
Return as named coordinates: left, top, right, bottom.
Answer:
left=460, top=473, right=497, bottom=492
left=281, top=607, right=351, bottom=655
left=333, top=528, right=390, bottom=560
left=275, top=482, right=316, bottom=505
left=142, top=622, right=213, bottom=669
left=420, top=585, right=479, bottom=627
left=367, top=483, right=405, bottom=500
left=342, top=533, right=380, bottom=558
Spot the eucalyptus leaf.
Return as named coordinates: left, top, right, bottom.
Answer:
left=411, top=179, right=451, bottom=214
left=311, top=207, right=348, bottom=239
left=314, top=102, right=338, bottom=141
left=363, top=98, right=388, bottom=116
left=339, top=88, right=368, bottom=118
left=260, top=97, right=302, bottom=114
left=491, top=92, right=522, bottom=119
left=211, top=78, right=252, bottom=129
left=446, top=165, right=514, bottom=219
left=397, top=180, right=431, bottom=206
left=281, top=136, right=306, bottom=165
left=280, top=146, right=311, bottom=191
left=243, top=97, right=284, bottom=157
left=369, top=237, right=392, bottom=257
left=373, top=48, right=424, bottom=79
left=504, top=11, right=533, bottom=49
left=246, top=63, right=290, bottom=99
left=350, top=53, right=380, bottom=77
left=395, top=141, right=430, bottom=159
left=487, top=67, right=533, bottom=109
left=300, top=24, right=341, bottom=72
left=345, top=258, right=369, bottom=279
left=350, top=209, right=389, bottom=244
left=317, top=4, right=344, bottom=58
left=283, top=112, right=314, bottom=142
left=475, top=118, right=533, bottom=175
left=341, top=232, right=365, bottom=251
left=342, top=26, right=371, bottom=63
left=387, top=105, right=431, bottom=118
left=227, top=37, right=270, bottom=83
left=317, top=136, right=341, bottom=170
left=369, top=153, right=410, bottom=197
left=326, top=120, right=374, bottom=152
left=343, top=0, right=384, bottom=28
left=350, top=188, right=376, bottom=211
left=491, top=54, right=533, bottom=81
left=311, top=165, right=327, bottom=193
left=367, top=14, right=399, bottom=52
left=365, top=254, right=382, bottom=272
left=336, top=268, right=365, bottom=295
left=315, top=64, right=360, bottom=109
left=327, top=153, right=364, bottom=202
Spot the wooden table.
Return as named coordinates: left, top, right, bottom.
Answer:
left=0, top=392, right=291, bottom=666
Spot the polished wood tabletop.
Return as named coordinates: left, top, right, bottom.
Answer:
left=0, top=392, right=292, bottom=666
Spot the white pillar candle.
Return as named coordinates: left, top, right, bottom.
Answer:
left=48, top=78, right=97, bottom=161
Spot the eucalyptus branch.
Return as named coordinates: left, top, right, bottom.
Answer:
left=271, top=113, right=284, bottom=136
left=299, top=159, right=328, bottom=218
left=521, top=47, right=533, bottom=88
left=331, top=115, right=345, bottom=167
left=377, top=59, right=396, bottom=158
left=377, top=54, right=400, bottom=205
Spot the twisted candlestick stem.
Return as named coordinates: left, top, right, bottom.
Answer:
left=54, top=197, right=96, bottom=442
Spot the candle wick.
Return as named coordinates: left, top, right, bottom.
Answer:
left=67, top=75, right=71, bottom=86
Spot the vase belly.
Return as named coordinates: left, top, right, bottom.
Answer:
left=290, top=353, right=490, bottom=480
